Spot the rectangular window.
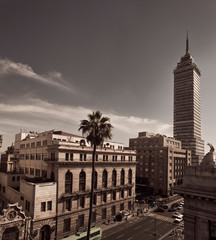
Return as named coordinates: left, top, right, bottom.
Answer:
left=103, top=193, right=107, bottom=203
left=121, top=190, right=124, bottom=198
left=47, top=201, right=52, bottom=211
left=51, top=153, right=55, bottom=160
left=63, top=218, right=71, bottom=232
left=42, top=153, right=47, bottom=160
left=80, top=154, right=83, bottom=161
left=12, top=176, right=15, bottom=182
left=77, top=214, right=84, bottom=228
left=84, top=154, right=86, bottom=161
left=92, top=211, right=96, bottom=223
left=3, top=186, right=5, bottom=193
left=65, top=199, right=71, bottom=211
left=111, top=206, right=116, bottom=216
left=128, top=188, right=132, bottom=196
left=93, top=194, right=97, bottom=205
left=25, top=200, right=30, bottom=212
left=43, top=140, right=47, bottom=146
left=19, top=167, right=24, bottom=173
left=128, top=201, right=132, bottom=210
left=65, top=153, right=69, bottom=161
left=113, top=191, right=116, bottom=200
left=30, top=168, right=34, bottom=175
left=120, top=203, right=124, bottom=211
left=20, top=144, right=25, bottom=149
left=35, top=169, right=40, bottom=177
left=20, top=154, right=25, bottom=160
left=36, top=153, right=41, bottom=160
left=36, top=141, right=41, bottom=147
left=70, top=153, right=73, bottom=161
left=31, top=142, right=35, bottom=148
left=102, top=208, right=106, bottom=219
left=26, top=154, right=29, bottom=160
left=80, top=196, right=85, bottom=208
left=42, top=170, right=47, bottom=178
left=30, top=154, right=34, bottom=160
left=41, top=202, right=46, bottom=212
left=96, top=154, right=98, bottom=161
left=26, top=143, right=30, bottom=148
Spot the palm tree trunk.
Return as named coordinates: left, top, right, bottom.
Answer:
left=87, top=144, right=96, bottom=240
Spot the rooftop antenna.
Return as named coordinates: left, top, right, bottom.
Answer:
left=186, top=30, right=189, bottom=54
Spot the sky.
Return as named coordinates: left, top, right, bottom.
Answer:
left=0, top=0, right=216, bottom=152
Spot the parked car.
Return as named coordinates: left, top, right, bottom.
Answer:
left=138, top=199, right=146, bottom=204
left=172, top=212, right=183, bottom=218
left=173, top=216, right=183, bottom=223
left=171, top=203, right=179, bottom=208
left=158, top=204, right=168, bottom=209
left=154, top=207, right=165, bottom=212
left=168, top=208, right=176, bottom=212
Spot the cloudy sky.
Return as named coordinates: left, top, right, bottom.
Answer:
left=0, top=0, right=216, bottom=152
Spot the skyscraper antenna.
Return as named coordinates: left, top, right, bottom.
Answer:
left=186, top=30, right=189, bottom=54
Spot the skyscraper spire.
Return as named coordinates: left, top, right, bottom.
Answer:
left=186, top=30, right=189, bottom=54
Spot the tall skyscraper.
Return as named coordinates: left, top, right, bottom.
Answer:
left=173, top=34, right=204, bottom=165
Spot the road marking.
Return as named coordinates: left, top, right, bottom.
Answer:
left=127, top=237, right=133, bottom=240
left=117, top=234, right=125, bottom=239
left=135, top=226, right=142, bottom=230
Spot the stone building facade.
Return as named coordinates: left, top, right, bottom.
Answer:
left=0, top=203, right=30, bottom=240
left=0, top=130, right=136, bottom=239
left=174, top=147, right=216, bottom=240
left=129, top=132, right=191, bottom=196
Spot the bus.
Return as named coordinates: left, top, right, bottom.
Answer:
left=62, top=227, right=102, bottom=240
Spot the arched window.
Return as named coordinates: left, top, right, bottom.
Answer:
left=94, top=171, right=97, bottom=189
left=120, top=169, right=125, bottom=185
left=128, top=169, right=132, bottom=184
left=112, top=169, right=117, bottom=186
left=102, top=169, right=108, bottom=188
left=79, top=170, right=86, bottom=191
left=65, top=171, right=73, bottom=193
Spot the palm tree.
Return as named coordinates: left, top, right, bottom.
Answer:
left=79, top=111, right=113, bottom=240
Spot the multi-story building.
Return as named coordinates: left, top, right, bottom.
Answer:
left=0, top=145, right=17, bottom=173
left=174, top=146, right=216, bottom=240
left=129, top=132, right=191, bottom=197
left=173, top=35, right=204, bottom=165
left=0, top=130, right=136, bottom=240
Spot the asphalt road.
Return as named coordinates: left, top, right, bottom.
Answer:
left=102, top=215, right=178, bottom=240
left=102, top=200, right=184, bottom=240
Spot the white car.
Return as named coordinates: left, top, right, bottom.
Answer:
left=172, top=212, right=183, bottom=218
left=174, top=216, right=183, bottom=223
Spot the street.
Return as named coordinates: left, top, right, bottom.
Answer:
left=102, top=200, right=184, bottom=240
left=102, top=215, right=180, bottom=240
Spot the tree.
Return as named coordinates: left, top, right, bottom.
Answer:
left=79, top=111, right=113, bottom=240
